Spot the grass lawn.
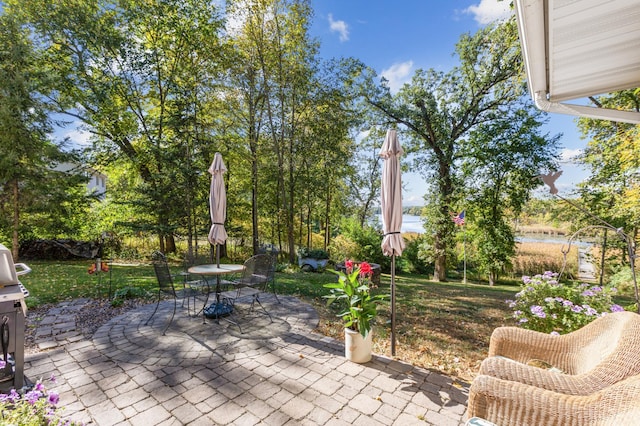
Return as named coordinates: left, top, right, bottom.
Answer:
left=278, top=270, right=516, bottom=381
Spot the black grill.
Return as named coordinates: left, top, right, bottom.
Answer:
left=0, top=244, right=30, bottom=390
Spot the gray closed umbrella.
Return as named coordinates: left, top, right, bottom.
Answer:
left=380, top=129, right=405, bottom=356
left=208, top=152, right=228, bottom=267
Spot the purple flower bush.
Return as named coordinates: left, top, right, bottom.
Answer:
left=506, top=271, right=626, bottom=334
left=0, top=366, right=83, bottom=426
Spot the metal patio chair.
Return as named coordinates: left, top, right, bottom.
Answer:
left=145, top=251, right=184, bottom=335
left=220, top=254, right=273, bottom=333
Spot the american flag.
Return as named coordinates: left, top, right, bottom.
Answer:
left=453, top=210, right=465, bottom=226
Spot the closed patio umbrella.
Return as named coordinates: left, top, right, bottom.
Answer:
left=380, top=129, right=405, bottom=356
left=208, top=152, right=228, bottom=267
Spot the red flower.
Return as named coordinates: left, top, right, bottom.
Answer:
left=345, top=259, right=354, bottom=273
left=359, top=261, right=373, bottom=278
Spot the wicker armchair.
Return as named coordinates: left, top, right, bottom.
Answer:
left=478, top=311, right=640, bottom=395
left=467, top=372, right=640, bottom=426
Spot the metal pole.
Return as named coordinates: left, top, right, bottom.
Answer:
left=463, top=225, right=467, bottom=284
left=391, top=253, right=396, bottom=356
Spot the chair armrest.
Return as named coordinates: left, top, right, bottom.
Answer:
left=489, top=327, right=569, bottom=361
left=468, top=374, right=640, bottom=426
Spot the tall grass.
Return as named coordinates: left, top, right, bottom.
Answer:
left=512, top=242, right=578, bottom=278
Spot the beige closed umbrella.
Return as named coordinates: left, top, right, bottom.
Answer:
left=208, top=152, right=228, bottom=267
left=380, top=129, right=405, bottom=356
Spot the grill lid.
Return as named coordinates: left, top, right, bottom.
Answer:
left=0, top=245, right=19, bottom=286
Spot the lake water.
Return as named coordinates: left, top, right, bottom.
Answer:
left=378, top=215, right=592, bottom=245
left=378, top=214, right=424, bottom=234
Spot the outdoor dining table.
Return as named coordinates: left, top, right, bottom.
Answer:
left=187, top=264, right=244, bottom=321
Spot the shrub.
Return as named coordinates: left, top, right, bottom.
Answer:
left=506, top=271, right=625, bottom=334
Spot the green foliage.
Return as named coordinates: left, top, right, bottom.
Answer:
left=323, top=262, right=386, bottom=337
left=401, top=235, right=434, bottom=275
left=365, top=18, right=545, bottom=281
left=111, top=286, right=149, bottom=307
left=333, top=217, right=390, bottom=271
left=469, top=220, right=515, bottom=285
left=607, top=267, right=638, bottom=297
left=507, top=272, right=625, bottom=334
left=0, top=13, right=91, bottom=248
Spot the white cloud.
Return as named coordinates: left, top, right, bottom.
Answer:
left=380, top=61, right=414, bottom=94
left=64, top=128, right=92, bottom=147
left=328, top=14, right=349, bottom=42
left=560, top=148, right=583, bottom=163
left=464, top=0, right=513, bottom=25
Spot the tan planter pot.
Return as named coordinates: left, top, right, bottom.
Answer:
left=344, top=327, right=372, bottom=363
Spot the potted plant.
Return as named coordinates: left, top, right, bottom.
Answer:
left=324, top=260, right=386, bottom=363
left=297, top=247, right=330, bottom=272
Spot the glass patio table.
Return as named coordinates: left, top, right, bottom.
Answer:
left=187, top=264, right=244, bottom=320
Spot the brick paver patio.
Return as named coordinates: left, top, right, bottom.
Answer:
left=25, top=295, right=469, bottom=425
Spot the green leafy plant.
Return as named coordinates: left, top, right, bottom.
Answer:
left=323, top=260, right=386, bottom=338
left=0, top=370, right=83, bottom=425
left=506, top=271, right=625, bottom=334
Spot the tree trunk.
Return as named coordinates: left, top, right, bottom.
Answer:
left=165, top=234, right=176, bottom=253
left=11, top=179, right=19, bottom=261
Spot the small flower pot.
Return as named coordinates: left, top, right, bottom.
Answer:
left=344, top=327, right=372, bottom=363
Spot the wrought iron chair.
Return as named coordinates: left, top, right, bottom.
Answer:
left=220, top=254, right=273, bottom=333
left=145, top=251, right=182, bottom=335
left=178, top=253, right=209, bottom=317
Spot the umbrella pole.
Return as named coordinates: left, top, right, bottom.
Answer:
left=391, top=253, right=396, bottom=356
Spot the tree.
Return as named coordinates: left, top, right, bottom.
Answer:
left=575, top=90, right=640, bottom=278
left=0, top=13, right=88, bottom=259
left=7, top=0, right=228, bottom=253
left=365, top=18, right=532, bottom=281
left=461, top=109, right=559, bottom=284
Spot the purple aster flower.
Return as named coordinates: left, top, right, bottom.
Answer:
left=530, top=305, right=546, bottom=318
left=550, top=331, right=560, bottom=336
left=591, top=286, right=602, bottom=292
left=581, top=290, right=595, bottom=297
left=25, top=390, right=42, bottom=405
left=610, top=304, right=625, bottom=313
left=48, top=390, right=60, bottom=405
left=522, top=276, right=531, bottom=284
left=519, top=318, right=528, bottom=323
left=555, top=297, right=564, bottom=302
left=50, top=373, right=57, bottom=383
left=544, top=297, right=554, bottom=303
left=0, top=360, right=5, bottom=369
left=513, top=310, right=523, bottom=318
left=526, top=286, right=535, bottom=292
left=563, top=300, right=574, bottom=307
left=583, top=305, right=598, bottom=316
left=506, top=299, right=516, bottom=308
left=35, top=381, right=45, bottom=392
left=8, top=389, right=20, bottom=404
left=572, top=305, right=583, bottom=313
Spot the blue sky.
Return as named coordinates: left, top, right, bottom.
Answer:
left=309, top=0, right=589, bottom=205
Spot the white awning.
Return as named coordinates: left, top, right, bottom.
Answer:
left=515, top=0, right=640, bottom=123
